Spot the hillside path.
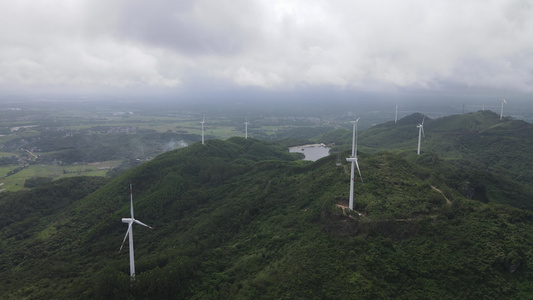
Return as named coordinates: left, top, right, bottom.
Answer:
left=431, top=185, right=451, bottom=205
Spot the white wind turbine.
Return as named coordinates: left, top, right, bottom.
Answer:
left=244, top=118, right=250, bottom=139
left=346, top=118, right=362, bottom=211
left=417, top=115, right=425, bottom=155
left=119, top=184, right=153, bottom=279
left=201, top=115, right=205, bottom=145
left=500, top=98, right=507, bottom=120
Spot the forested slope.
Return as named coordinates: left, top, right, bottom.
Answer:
left=1, top=137, right=533, bottom=298
left=358, top=111, right=533, bottom=184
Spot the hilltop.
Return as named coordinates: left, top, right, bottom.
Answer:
left=356, top=110, right=533, bottom=184
left=2, top=136, right=533, bottom=298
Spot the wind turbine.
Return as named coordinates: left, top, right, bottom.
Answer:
left=244, top=118, right=250, bottom=139
left=500, top=98, right=507, bottom=120
left=119, top=183, right=153, bottom=279
left=346, top=118, right=362, bottom=211
left=417, top=115, right=425, bottom=155
left=201, top=115, right=205, bottom=145
left=395, top=105, right=398, bottom=123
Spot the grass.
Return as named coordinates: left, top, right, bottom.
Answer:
left=37, top=224, right=58, bottom=240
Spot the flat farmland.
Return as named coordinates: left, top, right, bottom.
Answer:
left=0, top=161, right=121, bottom=192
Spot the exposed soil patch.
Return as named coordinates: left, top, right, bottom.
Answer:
left=321, top=211, right=420, bottom=241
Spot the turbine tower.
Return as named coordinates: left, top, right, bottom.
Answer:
left=244, top=118, right=250, bottom=139
left=500, top=98, right=507, bottom=120
left=417, top=116, right=425, bottom=155
left=346, top=118, right=362, bottom=211
left=395, top=105, right=398, bottom=123
left=120, top=183, right=153, bottom=279
left=201, top=116, right=205, bottom=145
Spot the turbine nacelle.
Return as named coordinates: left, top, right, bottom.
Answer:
left=417, top=124, right=425, bottom=136
left=417, top=115, right=426, bottom=138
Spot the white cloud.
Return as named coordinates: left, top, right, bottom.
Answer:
left=0, top=0, right=184, bottom=90
left=1, top=0, right=532, bottom=96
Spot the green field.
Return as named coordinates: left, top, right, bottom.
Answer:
left=0, top=161, right=121, bottom=192
left=0, top=104, right=300, bottom=194
left=0, top=151, right=17, bottom=157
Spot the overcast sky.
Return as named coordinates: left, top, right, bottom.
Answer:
left=1, top=0, right=532, bottom=102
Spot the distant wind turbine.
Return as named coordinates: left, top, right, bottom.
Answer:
left=346, top=118, right=362, bottom=211
left=245, top=118, right=250, bottom=139
left=120, top=183, right=153, bottom=279
left=500, top=98, right=507, bottom=120
left=395, top=105, right=398, bottom=123
left=417, top=116, right=425, bottom=155
left=201, top=116, right=205, bottom=145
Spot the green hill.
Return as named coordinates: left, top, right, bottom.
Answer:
left=2, top=137, right=533, bottom=298
left=358, top=111, right=533, bottom=184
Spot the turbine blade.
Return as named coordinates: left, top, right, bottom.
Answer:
left=355, top=120, right=359, bottom=156
left=350, top=121, right=356, bottom=157
left=422, top=115, right=425, bottom=125
left=119, top=223, right=133, bottom=253
left=422, top=126, right=425, bottom=139
left=134, top=219, right=154, bottom=229
left=355, top=159, right=363, bottom=183
left=130, top=184, right=134, bottom=219
left=503, top=99, right=507, bottom=104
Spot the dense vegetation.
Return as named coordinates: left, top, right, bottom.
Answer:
left=358, top=111, right=533, bottom=185
left=2, top=132, right=533, bottom=298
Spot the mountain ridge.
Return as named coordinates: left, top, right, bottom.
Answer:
left=356, top=110, right=533, bottom=184
left=1, top=114, right=533, bottom=298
